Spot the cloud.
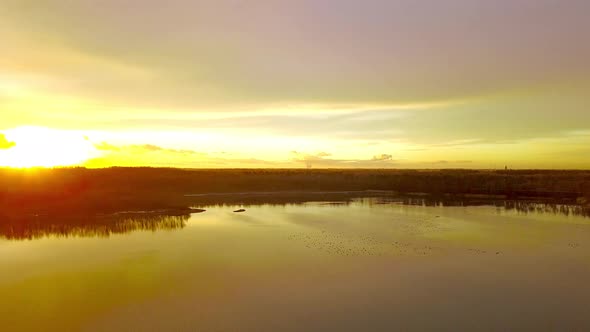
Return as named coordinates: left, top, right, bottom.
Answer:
left=89, top=86, right=590, bottom=146
left=371, top=154, right=392, bottom=161
left=94, top=142, right=201, bottom=155
left=3, top=0, right=589, bottom=112
left=290, top=151, right=331, bottom=160
left=0, top=134, right=16, bottom=150
left=140, top=144, right=164, bottom=152
left=290, top=151, right=333, bottom=168
left=91, top=144, right=399, bottom=169
left=96, top=107, right=411, bottom=141
left=86, top=141, right=209, bottom=168
left=94, top=142, right=120, bottom=151
left=87, top=141, right=299, bottom=168
left=290, top=151, right=397, bottom=168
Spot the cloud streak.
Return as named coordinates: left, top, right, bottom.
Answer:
left=2, top=0, right=589, bottom=110
left=371, top=154, right=393, bottom=161
left=94, top=142, right=203, bottom=155
left=290, top=151, right=397, bottom=168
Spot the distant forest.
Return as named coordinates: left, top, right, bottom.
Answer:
left=1, top=167, right=590, bottom=216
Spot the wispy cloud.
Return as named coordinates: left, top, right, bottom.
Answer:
left=94, top=142, right=202, bottom=155
left=4, top=0, right=589, bottom=110
left=290, top=151, right=396, bottom=168
left=371, top=154, right=393, bottom=161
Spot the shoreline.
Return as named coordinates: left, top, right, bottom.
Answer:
left=2, top=168, right=589, bottom=216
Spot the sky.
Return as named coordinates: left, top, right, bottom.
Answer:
left=1, top=0, right=589, bottom=168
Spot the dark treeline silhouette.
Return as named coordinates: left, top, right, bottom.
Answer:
left=0, top=213, right=189, bottom=240
left=1, top=167, right=590, bottom=217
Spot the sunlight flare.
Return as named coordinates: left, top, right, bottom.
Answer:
left=0, top=126, right=98, bottom=168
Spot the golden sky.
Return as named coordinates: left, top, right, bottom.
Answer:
left=1, top=0, right=589, bottom=168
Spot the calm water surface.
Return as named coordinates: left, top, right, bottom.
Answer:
left=1, top=198, right=589, bottom=331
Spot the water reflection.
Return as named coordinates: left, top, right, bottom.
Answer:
left=371, top=196, right=590, bottom=218
left=198, top=195, right=590, bottom=218
left=0, top=213, right=189, bottom=240
left=1, top=196, right=588, bottom=241
left=502, top=200, right=590, bottom=217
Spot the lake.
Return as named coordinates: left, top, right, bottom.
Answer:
left=1, top=197, right=589, bottom=331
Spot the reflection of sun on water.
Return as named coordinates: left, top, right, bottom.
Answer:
left=0, top=126, right=97, bottom=168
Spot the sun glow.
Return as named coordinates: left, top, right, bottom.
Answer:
left=0, top=126, right=98, bottom=168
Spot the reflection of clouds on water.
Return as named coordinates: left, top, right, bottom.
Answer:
left=0, top=214, right=189, bottom=240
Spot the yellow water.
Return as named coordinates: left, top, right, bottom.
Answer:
left=1, top=199, right=589, bottom=331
